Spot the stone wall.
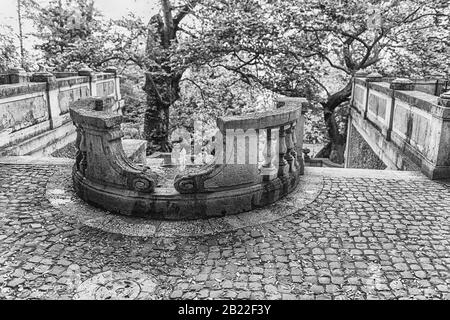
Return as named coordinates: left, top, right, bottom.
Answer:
left=347, top=73, right=450, bottom=179
left=0, top=67, right=122, bottom=156
left=346, top=123, right=387, bottom=170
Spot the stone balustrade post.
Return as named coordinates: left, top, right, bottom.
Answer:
left=30, top=71, right=61, bottom=129
left=354, top=71, right=369, bottom=77
left=428, top=71, right=447, bottom=95
left=390, top=78, right=414, bottom=91
left=363, top=72, right=383, bottom=120
left=105, top=66, right=117, bottom=76
left=30, top=70, right=55, bottom=83
left=366, top=72, right=383, bottom=82
left=78, top=66, right=97, bottom=97
left=105, top=66, right=122, bottom=114
left=8, top=67, right=28, bottom=84
left=438, top=91, right=450, bottom=108
left=386, top=78, right=414, bottom=141
left=352, top=71, right=368, bottom=106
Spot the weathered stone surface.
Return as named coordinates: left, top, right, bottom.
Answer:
left=70, top=98, right=158, bottom=198
left=438, top=91, right=450, bottom=108
left=346, top=124, right=387, bottom=170
left=30, top=71, right=56, bottom=83
left=349, top=76, right=450, bottom=179
left=175, top=101, right=304, bottom=194
left=366, top=72, right=383, bottom=82
left=0, top=72, right=122, bottom=156
left=390, top=78, right=414, bottom=91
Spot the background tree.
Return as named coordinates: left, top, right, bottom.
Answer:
left=175, top=0, right=450, bottom=163
left=30, top=0, right=106, bottom=70
left=22, top=0, right=450, bottom=162
left=172, top=65, right=275, bottom=133
left=73, top=0, right=202, bottom=153
left=0, top=25, right=20, bottom=72
left=17, top=0, right=26, bottom=69
left=141, top=0, right=201, bottom=153
left=0, top=0, right=39, bottom=72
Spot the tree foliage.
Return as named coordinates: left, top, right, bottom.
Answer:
left=172, top=65, right=275, bottom=131
left=30, top=0, right=107, bottom=70
left=0, top=25, right=20, bottom=73
left=171, top=0, right=449, bottom=162
left=18, top=0, right=450, bottom=161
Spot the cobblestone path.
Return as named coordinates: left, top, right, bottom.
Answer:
left=0, top=164, right=449, bottom=300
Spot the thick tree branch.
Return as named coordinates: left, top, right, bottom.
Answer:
left=161, top=0, right=175, bottom=48
left=310, top=75, right=330, bottom=97
left=317, top=52, right=350, bottom=74
left=357, top=29, right=384, bottom=69
left=173, top=0, right=200, bottom=29
left=180, top=77, right=207, bottom=106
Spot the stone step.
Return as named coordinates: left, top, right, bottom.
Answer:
left=0, top=121, right=75, bottom=157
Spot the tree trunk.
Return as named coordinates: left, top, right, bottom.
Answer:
left=142, top=0, right=198, bottom=154
left=143, top=0, right=177, bottom=154
left=143, top=71, right=180, bottom=154
left=17, top=0, right=25, bottom=70
left=317, top=81, right=353, bottom=164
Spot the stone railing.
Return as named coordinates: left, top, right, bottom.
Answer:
left=353, top=73, right=448, bottom=97
left=350, top=72, right=450, bottom=179
left=0, top=66, right=122, bottom=156
left=70, top=97, right=307, bottom=220
left=0, top=67, right=30, bottom=84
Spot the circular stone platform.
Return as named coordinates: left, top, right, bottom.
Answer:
left=46, top=165, right=323, bottom=237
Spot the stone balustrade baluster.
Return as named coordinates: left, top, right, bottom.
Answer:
left=278, top=125, right=288, bottom=177
left=290, top=121, right=299, bottom=169
left=261, top=128, right=277, bottom=180
left=261, top=129, right=272, bottom=167
left=256, top=128, right=260, bottom=166
left=284, top=123, right=294, bottom=172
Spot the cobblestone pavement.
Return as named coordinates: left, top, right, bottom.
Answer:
left=0, top=163, right=449, bottom=300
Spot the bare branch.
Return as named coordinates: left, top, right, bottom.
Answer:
left=357, top=30, right=384, bottom=69
left=317, top=52, right=350, bottom=74
left=161, top=0, right=175, bottom=47
left=310, top=75, right=330, bottom=97
left=180, top=77, right=207, bottom=105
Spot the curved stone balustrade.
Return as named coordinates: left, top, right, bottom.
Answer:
left=174, top=106, right=302, bottom=194
left=70, top=97, right=306, bottom=220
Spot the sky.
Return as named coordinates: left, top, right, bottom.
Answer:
left=0, top=0, right=159, bottom=20
left=0, top=0, right=159, bottom=52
